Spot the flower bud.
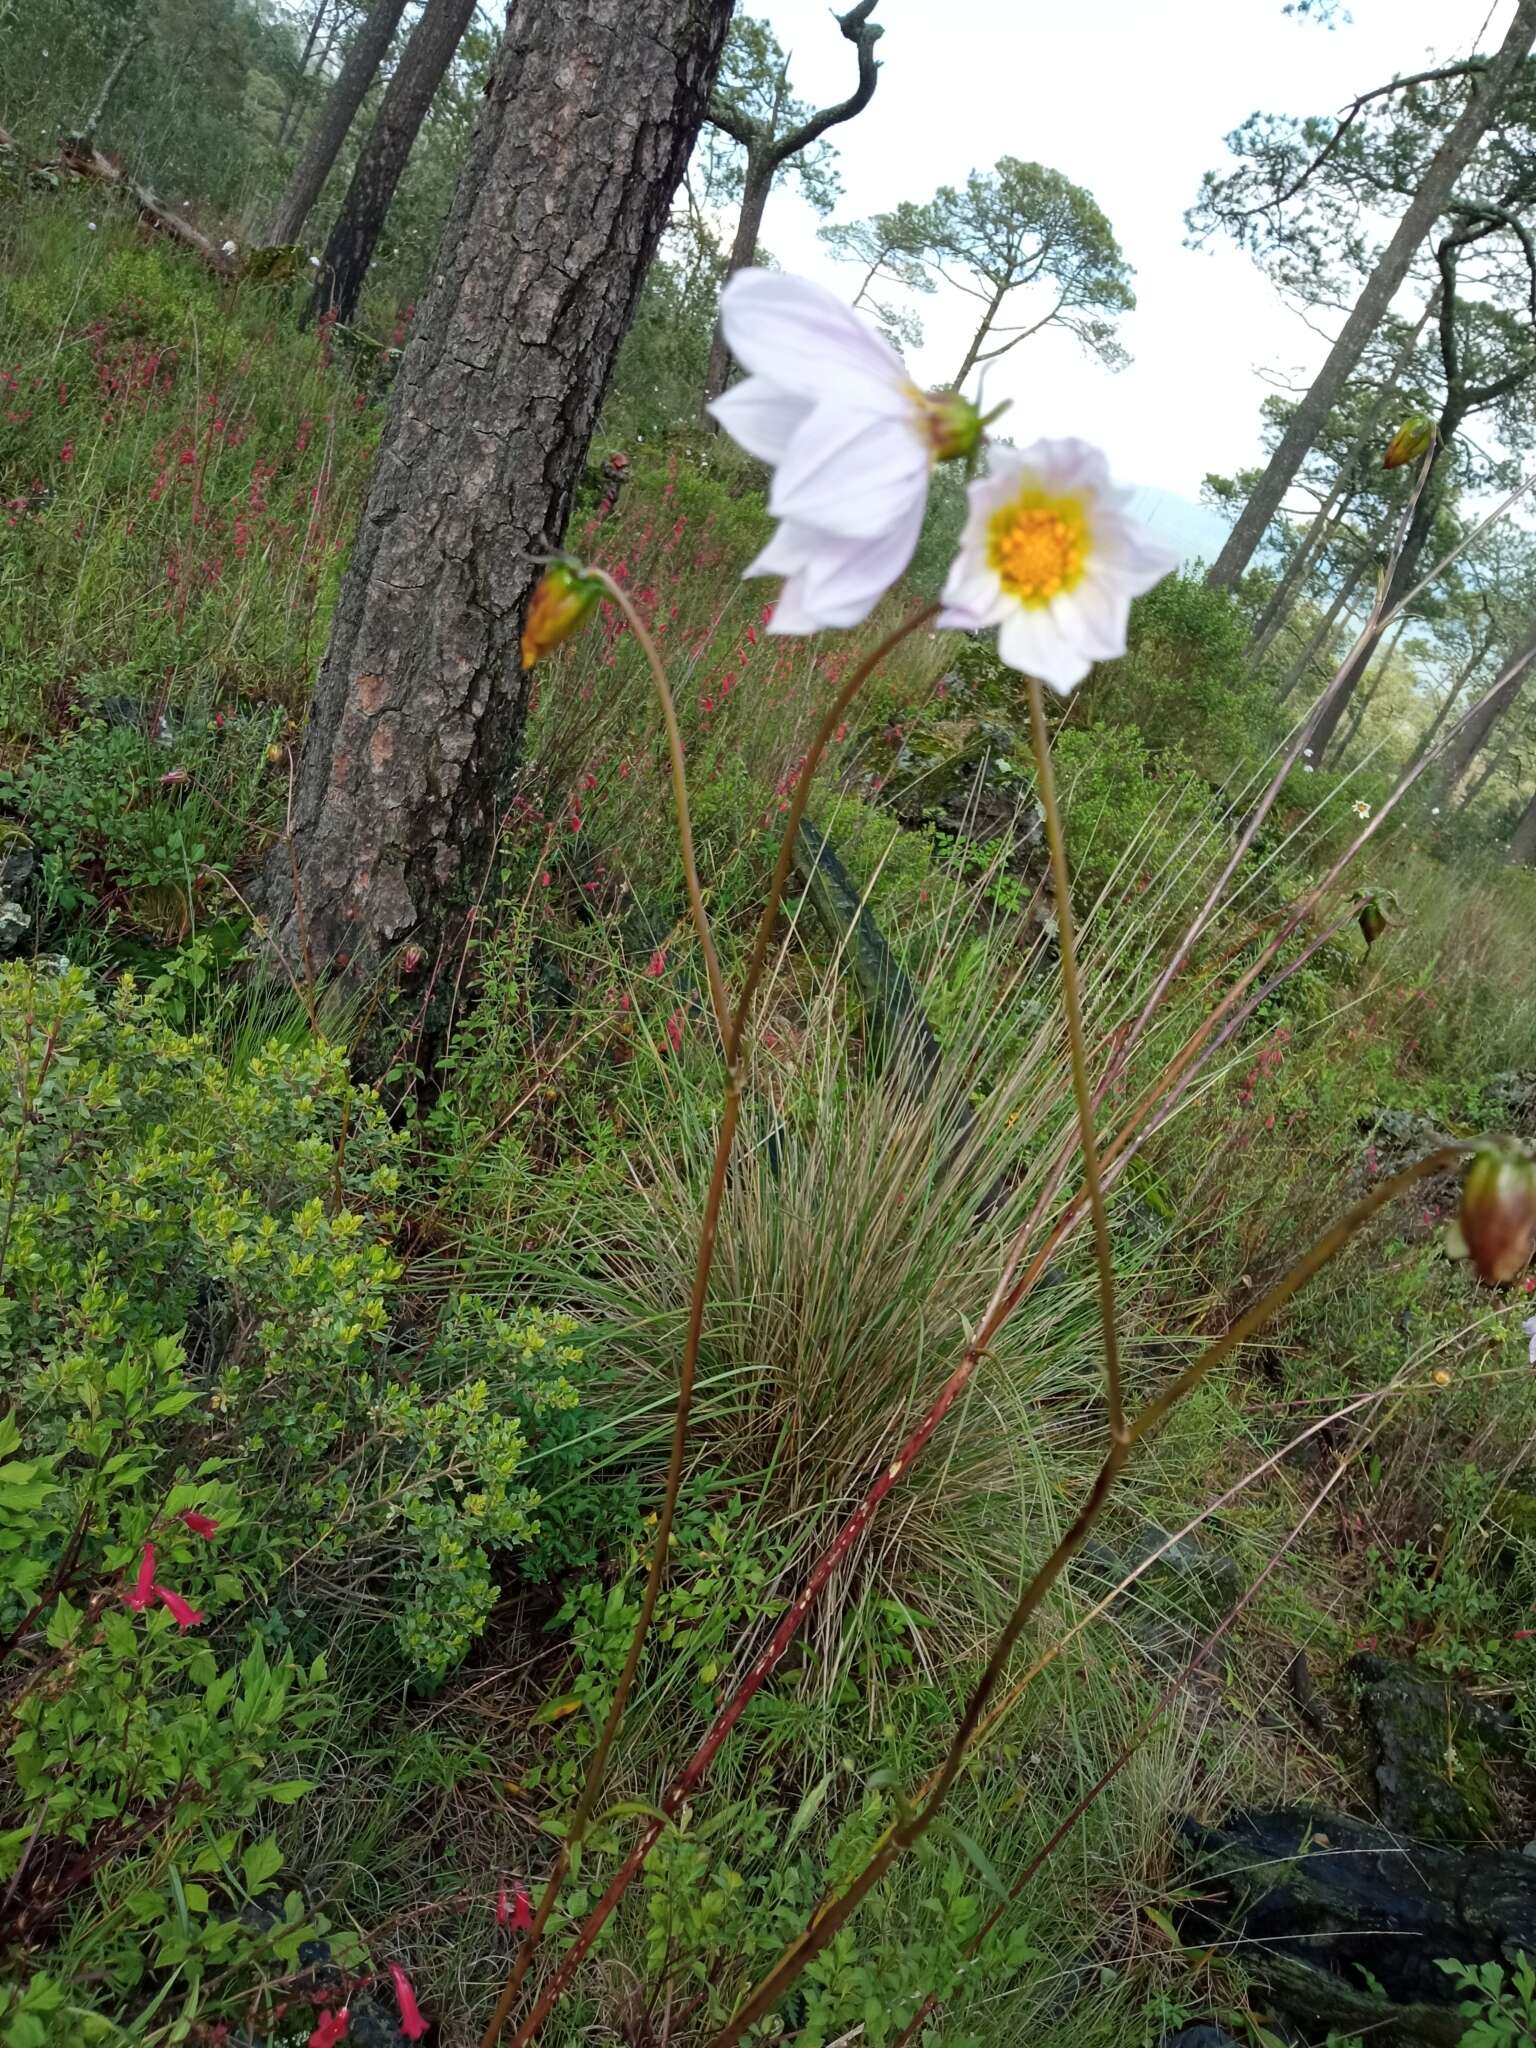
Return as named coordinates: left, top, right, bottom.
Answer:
left=1383, top=414, right=1435, bottom=470
left=520, top=561, right=603, bottom=672
left=1459, top=1142, right=1536, bottom=1284
left=918, top=390, right=983, bottom=465
left=1358, top=899, right=1386, bottom=949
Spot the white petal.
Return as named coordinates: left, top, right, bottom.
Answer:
left=720, top=269, right=910, bottom=411
left=1095, top=512, right=1182, bottom=589
left=1015, top=436, right=1114, bottom=499
left=765, top=575, right=824, bottom=637
left=1055, top=575, right=1132, bottom=663
left=938, top=553, right=1008, bottom=631
left=770, top=404, right=929, bottom=540
left=743, top=519, right=819, bottom=581
left=795, top=492, right=927, bottom=629
left=996, top=605, right=1094, bottom=695
left=709, top=377, right=814, bottom=464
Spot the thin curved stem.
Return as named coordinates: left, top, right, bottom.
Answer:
left=705, top=1142, right=1466, bottom=2046
left=1026, top=675, right=1123, bottom=1440
left=729, top=603, right=938, bottom=1060
left=486, top=599, right=943, bottom=2048
left=592, top=569, right=731, bottom=1050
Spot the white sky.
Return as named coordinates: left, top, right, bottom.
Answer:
left=747, top=0, right=1518, bottom=507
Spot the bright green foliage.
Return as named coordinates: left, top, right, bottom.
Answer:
left=1439, top=1953, right=1536, bottom=2047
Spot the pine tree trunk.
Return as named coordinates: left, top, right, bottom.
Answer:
left=1509, top=785, right=1536, bottom=865
left=1441, top=636, right=1536, bottom=791
left=1410, top=638, right=1492, bottom=766
left=1330, top=616, right=1406, bottom=761
left=951, top=280, right=1008, bottom=393
left=261, top=0, right=732, bottom=984
left=276, top=0, right=330, bottom=149
left=1203, top=0, right=1536, bottom=592
left=702, top=154, right=774, bottom=405
left=1250, top=488, right=1356, bottom=666
left=306, top=0, right=476, bottom=327
left=268, top=0, right=409, bottom=246
left=1307, top=437, right=1452, bottom=757
left=1276, top=538, right=1379, bottom=704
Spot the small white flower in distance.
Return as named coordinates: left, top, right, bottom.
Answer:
left=308, top=255, right=321, bottom=267
left=1352, top=799, right=1372, bottom=819
left=939, top=440, right=1179, bottom=693
left=1303, top=763, right=1315, bottom=773
left=87, top=221, right=97, bottom=232
left=1525, top=1313, right=1536, bottom=1363
left=1432, top=806, right=1441, bottom=815
left=1303, top=747, right=1314, bottom=757
left=221, top=239, right=238, bottom=257
left=708, top=270, right=979, bottom=635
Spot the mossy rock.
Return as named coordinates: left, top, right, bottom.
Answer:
left=1354, top=1655, right=1521, bottom=1845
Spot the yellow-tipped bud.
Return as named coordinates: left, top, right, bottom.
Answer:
left=521, top=561, right=603, bottom=672
left=918, top=390, right=983, bottom=465
left=1459, top=1141, right=1536, bottom=1285
left=1383, top=414, right=1435, bottom=470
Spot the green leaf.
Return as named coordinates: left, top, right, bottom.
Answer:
left=784, top=1771, right=834, bottom=1852
left=240, top=1837, right=283, bottom=1895
left=259, top=1780, right=316, bottom=1805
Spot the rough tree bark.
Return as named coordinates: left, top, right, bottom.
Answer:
left=261, top=0, right=733, bottom=984
left=1509, top=783, right=1536, bottom=864
left=702, top=0, right=884, bottom=405
left=306, top=0, right=477, bottom=328
left=1204, top=0, right=1536, bottom=592
left=267, top=0, right=410, bottom=247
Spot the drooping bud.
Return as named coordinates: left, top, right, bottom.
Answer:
left=918, top=389, right=983, bottom=465
left=1358, top=899, right=1386, bottom=951
left=520, top=561, right=603, bottom=672
left=1383, top=414, right=1435, bottom=470
left=1459, top=1141, right=1536, bottom=1284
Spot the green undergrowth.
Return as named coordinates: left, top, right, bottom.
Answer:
left=7, top=199, right=1536, bottom=2048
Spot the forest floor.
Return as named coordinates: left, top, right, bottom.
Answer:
left=6, top=191, right=1536, bottom=2048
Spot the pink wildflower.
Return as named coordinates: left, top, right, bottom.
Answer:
left=387, top=1963, right=428, bottom=2041
left=308, top=2010, right=350, bottom=2048
left=176, top=1509, right=219, bottom=1538
left=155, top=1585, right=204, bottom=1631
left=644, top=949, right=667, bottom=978
left=124, top=1542, right=157, bottom=1610
left=513, top=1881, right=533, bottom=1931
left=665, top=1010, right=684, bottom=1054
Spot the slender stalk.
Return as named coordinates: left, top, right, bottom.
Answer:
left=484, top=600, right=942, bottom=2048
left=706, top=1144, right=1465, bottom=2046
left=592, top=569, right=730, bottom=1049
left=1026, top=676, right=1123, bottom=1441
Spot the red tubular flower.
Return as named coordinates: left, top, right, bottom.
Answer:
left=176, top=1510, right=219, bottom=1538
left=154, top=1584, right=205, bottom=1631
left=496, top=1882, right=511, bottom=1929
left=387, top=1963, right=428, bottom=2041
left=124, top=1542, right=156, bottom=1611
left=308, top=2008, right=350, bottom=2048
left=512, top=1881, right=533, bottom=1931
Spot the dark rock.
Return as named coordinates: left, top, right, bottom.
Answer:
left=1180, top=1806, right=1536, bottom=2045
left=883, top=714, right=1041, bottom=847
left=1487, top=1072, right=1536, bottom=1138
left=1354, top=1654, right=1523, bottom=1844
left=0, top=846, right=34, bottom=957
left=347, top=1997, right=412, bottom=2048
left=1164, top=2029, right=1244, bottom=2048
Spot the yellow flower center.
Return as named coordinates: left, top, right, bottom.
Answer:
left=989, top=491, right=1090, bottom=606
